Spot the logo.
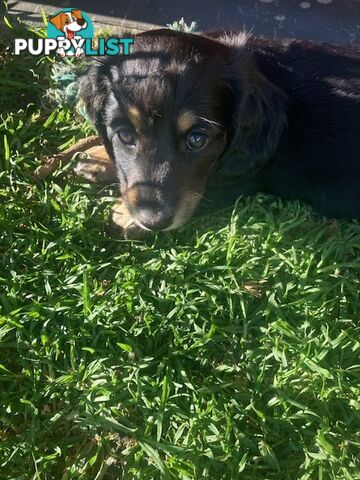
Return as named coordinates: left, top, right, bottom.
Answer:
left=14, top=8, right=134, bottom=57
left=47, top=8, right=93, bottom=57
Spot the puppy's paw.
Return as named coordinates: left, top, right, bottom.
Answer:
left=74, top=147, right=117, bottom=184
left=111, top=198, right=147, bottom=240
left=74, top=158, right=116, bottom=183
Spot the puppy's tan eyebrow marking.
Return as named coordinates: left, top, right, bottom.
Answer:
left=177, top=110, right=197, bottom=133
left=127, top=106, right=142, bottom=130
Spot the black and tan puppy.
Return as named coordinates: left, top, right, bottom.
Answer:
left=77, top=29, right=360, bottom=236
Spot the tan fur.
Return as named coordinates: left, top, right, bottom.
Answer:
left=85, top=145, right=111, bottom=161
left=124, top=186, right=138, bottom=208
left=128, top=106, right=142, bottom=130
left=177, top=110, right=197, bottom=133
left=111, top=198, right=146, bottom=239
left=74, top=146, right=117, bottom=183
left=165, top=190, right=203, bottom=230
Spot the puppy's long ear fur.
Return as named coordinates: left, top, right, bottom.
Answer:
left=219, top=41, right=288, bottom=177
left=78, top=62, right=114, bottom=161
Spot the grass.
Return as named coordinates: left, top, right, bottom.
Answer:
left=1, top=18, right=360, bottom=480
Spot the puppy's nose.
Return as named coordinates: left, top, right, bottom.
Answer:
left=77, top=18, right=85, bottom=26
left=126, top=185, right=175, bottom=231
left=135, top=200, right=173, bottom=231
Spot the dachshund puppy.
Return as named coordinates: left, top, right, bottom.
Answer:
left=77, top=29, right=360, bottom=235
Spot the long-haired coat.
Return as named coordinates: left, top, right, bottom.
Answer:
left=77, top=29, right=360, bottom=234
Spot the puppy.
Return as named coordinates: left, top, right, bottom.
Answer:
left=49, top=9, right=87, bottom=57
left=77, top=29, right=360, bottom=235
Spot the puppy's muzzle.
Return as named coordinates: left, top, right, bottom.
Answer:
left=125, top=184, right=176, bottom=231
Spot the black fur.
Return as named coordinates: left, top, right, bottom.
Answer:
left=79, top=29, right=360, bottom=228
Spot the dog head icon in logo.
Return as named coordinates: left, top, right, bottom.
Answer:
left=47, top=8, right=93, bottom=57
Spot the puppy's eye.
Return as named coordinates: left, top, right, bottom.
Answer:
left=186, top=132, right=208, bottom=150
left=118, top=128, right=136, bottom=146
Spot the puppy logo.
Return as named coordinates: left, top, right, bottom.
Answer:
left=47, top=8, right=93, bottom=57
left=15, top=10, right=133, bottom=57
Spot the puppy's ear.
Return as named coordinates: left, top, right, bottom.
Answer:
left=49, top=12, right=66, bottom=31
left=219, top=58, right=288, bottom=178
left=78, top=62, right=114, bottom=160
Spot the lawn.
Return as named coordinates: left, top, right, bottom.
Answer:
left=1, top=18, right=360, bottom=480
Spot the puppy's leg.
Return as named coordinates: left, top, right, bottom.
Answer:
left=74, top=145, right=118, bottom=184
left=34, top=135, right=101, bottom=179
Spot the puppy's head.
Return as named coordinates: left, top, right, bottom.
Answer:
left=79, top=29, right=287, bottom=231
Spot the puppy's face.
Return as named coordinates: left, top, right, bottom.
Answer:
left=81, top=31, right=236, bottom=231
left=80, top=30, right=287, bottom=231
left=107, top=102, right=227, bottom=231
